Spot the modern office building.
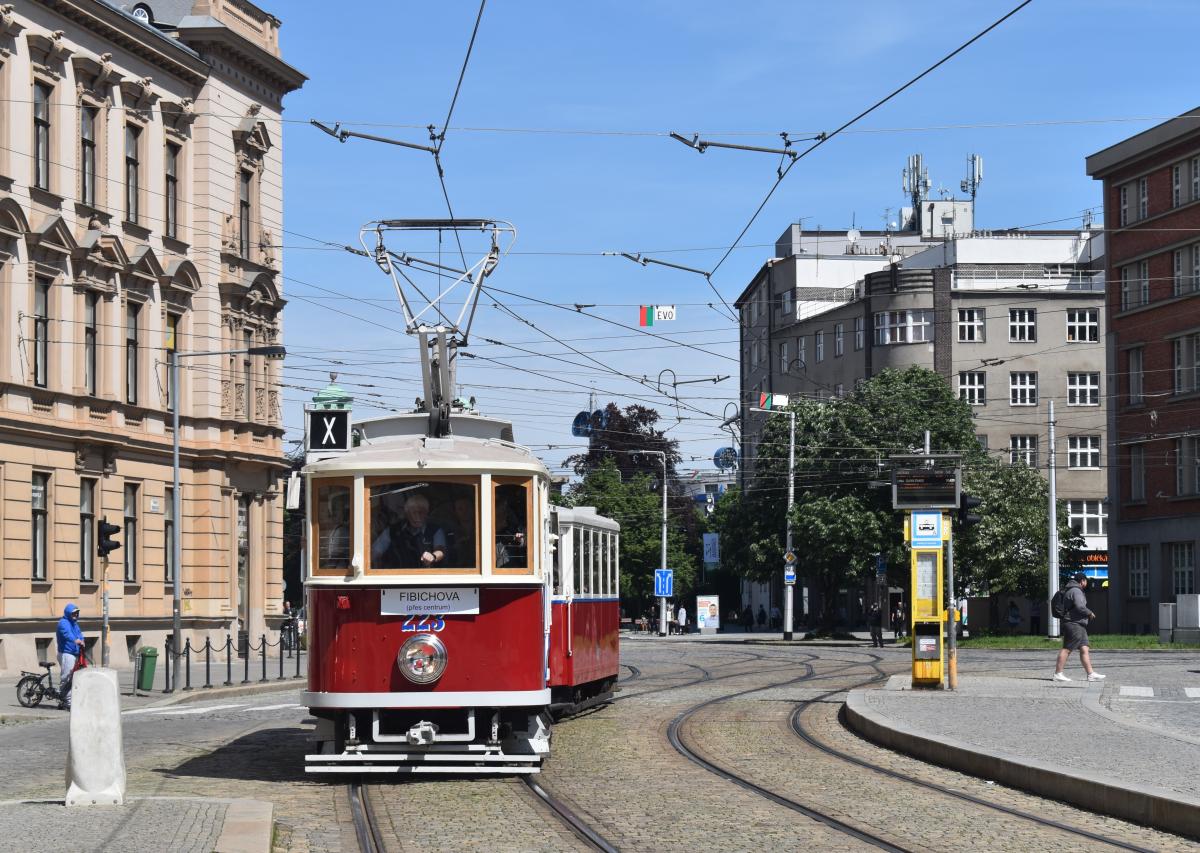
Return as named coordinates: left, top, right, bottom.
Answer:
left=0, top=0, right=304, bottom=672
left=1086, top=108, right=1200, bottom=634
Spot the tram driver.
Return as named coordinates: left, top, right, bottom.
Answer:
left=373, top=492, right=447, bottom=568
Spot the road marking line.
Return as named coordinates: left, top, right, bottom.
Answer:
left=1185, top=687, right=1200, bottom=699
left=250, top=703, right=302, bottom=711
left=150, top=703, right=249, bottom=716
left=1119, top=686, right=1154, bottom=698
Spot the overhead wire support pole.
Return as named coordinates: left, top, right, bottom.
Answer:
left=750, top=406, right=796, bottom=640
left=1048, top=399, right=1060, bottom=639
left=668, top=131, right=820, bottom=159
left=309, top=120, right=438, bottom=154
left=607, top=252, right=736, bottom=322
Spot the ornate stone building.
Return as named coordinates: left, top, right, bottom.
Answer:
left=0, top=0, right=304, bottom=672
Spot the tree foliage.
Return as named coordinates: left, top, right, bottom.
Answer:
left=714, top=367, right=1081, bottom=628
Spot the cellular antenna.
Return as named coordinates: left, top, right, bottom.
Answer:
left=960, top=153, right=983, bottom=201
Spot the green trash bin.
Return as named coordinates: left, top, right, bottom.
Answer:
left=137, top=647, right=157, bottom=692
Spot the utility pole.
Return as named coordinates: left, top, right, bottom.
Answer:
left=646, top=450, right=668, bottom=637
left=100, top=556, right=109, bottom=667
left=946, top=528, right=956, bottom=689
left=1047, top=400, right=1060, bottom=638
left=784, top=409, right=796, bottom=641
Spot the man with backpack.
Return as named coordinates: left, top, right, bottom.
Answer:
left=1053, top=572, right=1104, bottom=682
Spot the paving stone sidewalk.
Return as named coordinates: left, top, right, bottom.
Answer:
left=846, top=657, right=1200, bottom=838
left=0, top=797, right=271, bottom=853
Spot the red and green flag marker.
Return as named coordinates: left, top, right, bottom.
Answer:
left=758, top=392, right=789, bottom=410
left=639, top=305, right=677, bottom=326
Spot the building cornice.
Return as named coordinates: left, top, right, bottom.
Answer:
left=172, top=22, right=305, bottom=97
left=33, top=0, right=209, bottom=86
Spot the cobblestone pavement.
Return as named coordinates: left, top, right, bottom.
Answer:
left=0, top=644, right=1193, bottom=851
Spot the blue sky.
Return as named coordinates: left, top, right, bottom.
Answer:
left=273, top=1, right=1193, bottom=473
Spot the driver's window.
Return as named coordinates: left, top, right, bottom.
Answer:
left=493, top=480, right=529, bottom=572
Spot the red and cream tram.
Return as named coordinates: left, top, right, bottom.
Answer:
left=302, top=411, right=619, bottom=774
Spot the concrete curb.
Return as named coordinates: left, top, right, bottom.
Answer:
left=1081, top=688, right=1200, bottom=748
left=138, top=679, right=304, bottom=708
left=214, top=798, right=274, bottom=853
left=844, top=689, right=1200, bottom=839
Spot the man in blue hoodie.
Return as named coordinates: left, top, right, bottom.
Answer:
left=55, top=603, right=84, bottom=710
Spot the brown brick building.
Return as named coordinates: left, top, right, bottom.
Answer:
left=1087, top=108, right=1200, bottom=633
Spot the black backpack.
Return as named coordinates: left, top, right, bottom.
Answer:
left=1050, top=588, right=1069, bottom=619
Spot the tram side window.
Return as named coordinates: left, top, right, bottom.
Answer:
left=610, top=534, right=619, bottom=595
left=369, top=480, right=477, bottom=570
left=314, top=481, right=352, bottom=570
left=581, top=528, right=591, bottom=595
left=599, top=532, right=608, bottom=596
left=551, top=514, right=562, bottom=595
left=573, top=528, right=582, bottom=595
left=494, top=482, right=528, bottom=569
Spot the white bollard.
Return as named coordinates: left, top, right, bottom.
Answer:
left=65, top=667, right=126, bottom=806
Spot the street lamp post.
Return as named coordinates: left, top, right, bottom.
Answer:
left=750, top=405, right=796, bottom=641
left=637, top=450, right=668, bottom=637
left=169, top=344, right=285, bottom=686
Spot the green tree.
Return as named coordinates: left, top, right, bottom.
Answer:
left=565, top=457, right=695, bottom=615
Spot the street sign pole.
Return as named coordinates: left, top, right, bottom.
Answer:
left=784, top=409, right=795, bottom=641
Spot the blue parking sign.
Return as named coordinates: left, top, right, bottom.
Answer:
left=654, top=569, right=674, bottom=598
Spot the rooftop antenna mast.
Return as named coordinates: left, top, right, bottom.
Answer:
left=960, top=153, right=983, bottom=202
left=359, top=218, right=517, bottom=437
left=902, top=153, right=930, bottom=211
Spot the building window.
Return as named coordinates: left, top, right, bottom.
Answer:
left=1171, top=542, right=1195, bottom=596
left=1008, top=308, right=1036, bottom=342
left=1192, top=245, right=1200, bottom=295
left=125, top=125, right=141, bottom=223
left=1010, top=435, right=1038, bottom=467
left=238, top=170, right=253, bottom=257
left=1130, top=444, right=1145, bottom=501
left=84, top=292, right=98, bottom=396
left=32, top=473, right=49, bottom=581
left=126, top=302, right=140, bottom=405
left=1174, top=249, right=1185, bottom=296
left=34, top=82, right=52, bottom=191
left=1009, top=372, right=1038, bottom=406
left=80, top=105, right=98, bottom=206
left=1068, top=500, right=1107, bottom=536
left=165, top=142, right=180, bottom=239
left=958, top=371, right=986, bottom=405
left=1174, top=164, right=1183, bottom=207
left=1128, top=347, right=1143, bottom=405
left=1137, top=176, right=1148, bottom=220
left=815, top=331, right=824, bottom=362
left=976, top=434, right=988, bottom=451
left=1118, top=184, right=1128, bottom=226
left=797, top=335, right=806, bottom=366
left=165, top=312, right=180, bottom=411
left=123, top=483, right=138, bottom=582
left=853, top=316, right=864, bottom=350
left=80, top=478, right=96, bottom=582
left=1067, top=435, right=1101, bottom=469
left=1177, top=436, right=1200, bottom=496
left=834, top=323, right=844, bottom=357
left=242, top=328, right=253, bottom=418
left=1173, top=334, right=1200, bottom=395
left=34, top=279, right=50, bottom=388
left=1120, top=263, right=1149, bottom=310
left=1193, top=156, right=1200, bottom=202
left=1067, top=372, right=1100, bottom=406
left=164, top=486, right=175, bottom=584
left=1126, top=546, right=1149, bottom=598
left=781, top=288, right=794, bottom=320
left=834, top=383, right=844, bottom=397
left=958, top=308, right=985, bottom=342
left=778, top=340, right=789, bottom=373
left=1065, top=308, right=1098, bottom=343
left=873, top=310, right=933, bottom=345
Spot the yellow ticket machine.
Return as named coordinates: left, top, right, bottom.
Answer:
left=910, top=548, right=945, bottom=687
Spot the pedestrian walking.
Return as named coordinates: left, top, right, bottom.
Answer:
left=741, top=606, right=753, bottom=632
left=869, top=603, right=884, bottom=647
left=55, top=603, right=84, bottom=710
left=770, top=605, right=782, bottom=630
left=677, top=603, right=688, bottom=635
left=1054, top=572, right=1105, bottom=683
left=756, top=605, right=767, bottom=631
left=891, top=605, right=905, bottom=640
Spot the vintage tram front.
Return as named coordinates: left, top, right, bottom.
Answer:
left=302, top=411, right=617, bottom=774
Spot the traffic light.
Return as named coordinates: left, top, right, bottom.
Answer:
left=98, top=517, right=121, bottom=558
left=957, top=493, right=983, bottom=528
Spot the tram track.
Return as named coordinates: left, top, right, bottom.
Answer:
left=665, top=657, right=912, bottom=852
left=522, top=776, right=621, bottom=852
left=348, top=781, right=387, bottom=853
left=789, top=685, right=1160, bottom=852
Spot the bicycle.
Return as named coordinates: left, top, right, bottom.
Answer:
left=16, top=653, right=88, bottom=709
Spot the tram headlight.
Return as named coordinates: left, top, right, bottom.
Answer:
left=397, top=634, right=447, bottom=684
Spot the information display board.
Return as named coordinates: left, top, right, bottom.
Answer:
left=892, top=466, right=959, bottom=509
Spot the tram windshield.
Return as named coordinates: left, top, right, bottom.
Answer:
left=368, top=479, right=477, bottom=570
left=313, top=480, right=351, bottom=571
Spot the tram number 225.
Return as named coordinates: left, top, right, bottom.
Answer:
left=401, top=614, right=445, bottom=633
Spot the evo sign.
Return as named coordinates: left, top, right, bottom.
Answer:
left=381, top=587, right=479, bottom=616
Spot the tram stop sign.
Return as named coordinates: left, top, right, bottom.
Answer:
left=784, top=568, right=796, bottom=585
